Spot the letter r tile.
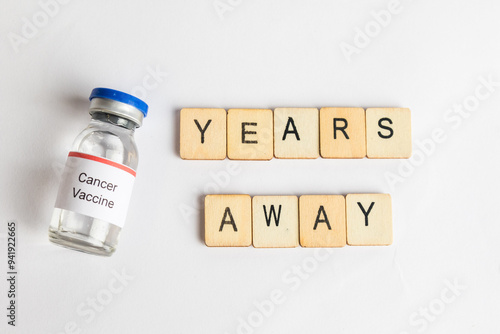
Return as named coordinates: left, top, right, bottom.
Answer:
left=320, top=107, right=366, bottom=158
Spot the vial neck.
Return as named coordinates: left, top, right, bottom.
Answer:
left=91, top=112, right=137, bottom=130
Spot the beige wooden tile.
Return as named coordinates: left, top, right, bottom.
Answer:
left=320, top=107, right=366, bottom=158
left=346, top=194, right=392, bottom=246
left=299, top=195, right=346, bottom=247
left=205, top=195, right=252, bottom=247
left=227, top=109, right=274, bottom=160
left=253, top=196, right=299, bottom=248
left=366, top=108, right=412, bottom=158
left=274, top=108, right=319, bottom=159
left=180, top=108, right=226, bottom=160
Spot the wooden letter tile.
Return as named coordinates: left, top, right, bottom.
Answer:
left=205, top=195, right=252, bottom=247
left=274, top=108, right=319, bottom=159
left=299, top=195, right=346, bottom=247
left=227, top=109, right=273, bottom=160
left=366, top=108, right=412, bottom=158
left=320, top=107, right=366, bottom=158
left=252, top=196, right=299, bottom=248
left=180, top=108, right=226, bottom=160
left=346, top=194, right=392, bottom=246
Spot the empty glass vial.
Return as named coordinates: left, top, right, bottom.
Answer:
left=49, top=88, right=148, bottom=256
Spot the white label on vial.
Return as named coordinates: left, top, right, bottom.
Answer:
left=54, top=152, right=136, bottom=228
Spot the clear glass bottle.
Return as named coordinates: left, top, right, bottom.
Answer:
left=49, top=88, right=148, bottom=256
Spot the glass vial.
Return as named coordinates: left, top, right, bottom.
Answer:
left=49, top=88, right=148, bottom=256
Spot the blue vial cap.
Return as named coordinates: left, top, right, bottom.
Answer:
left=89, top=88, right=148, bottom=117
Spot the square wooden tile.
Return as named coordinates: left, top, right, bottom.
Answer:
left=274, top=108, right=319, bottom=159
left=253, top=196, right=299, bottom=248
left=299, top=195, right=346, bottom=247
left=180, top=108, right=226, bottom=160
left=366, top=108, right=412, bottom=158
left=346, top=194, right=392, bottom=246
left=205, top=195, right=252, bottom=247
left=227, top=109, right=274, bottom=160
left=320, top=107, right=366, bottom=158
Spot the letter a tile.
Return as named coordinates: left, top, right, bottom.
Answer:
left=205, top=195, right=252, bottom=247
left=274, top=108, right=319, bottom=159
left=299, top=195, right=346, bottom=247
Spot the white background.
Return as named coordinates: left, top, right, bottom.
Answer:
left=1, top=1, right=499, bottom=333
